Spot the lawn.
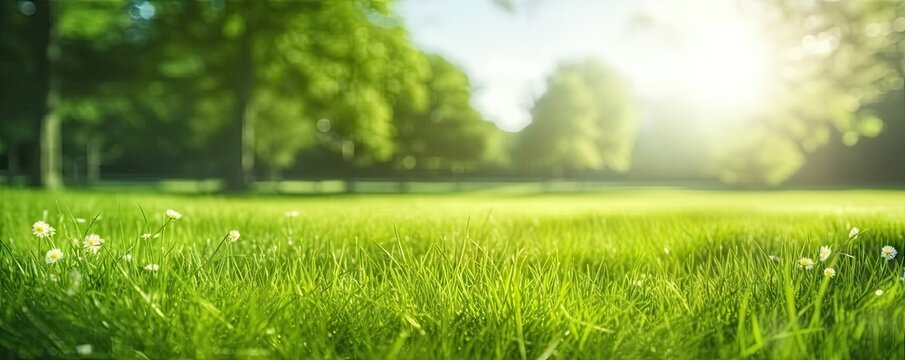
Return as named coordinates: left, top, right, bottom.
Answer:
left=1, top=188, right=903, bottom=359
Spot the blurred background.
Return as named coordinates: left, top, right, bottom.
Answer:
left=1, top=0, right=903, bottom=193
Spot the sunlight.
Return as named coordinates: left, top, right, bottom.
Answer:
left=678, top=23, right=769, bottom=111
left=616, top=8, right=774, bottom=117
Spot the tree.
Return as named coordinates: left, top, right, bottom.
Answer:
left=55, top=1, right=146, bottom=184
left=715, top=1, right=905, bottom=185
left=0, top=1, right=40, bottom=185
left=393, top=54, right=504, bottom=173
left=89, top=0, right=427, bottom=186
left=247, top=0, right=430, bottom=178
left=1, top=0, right=488, bottom=188
left=0, top=0, right=62, bottom=188
left=515, top=59, right=636, bottom=177
left=2, top=0, right=150, bottom=187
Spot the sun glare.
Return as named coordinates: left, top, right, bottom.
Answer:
left=618, top=9, right=774, bottom=118
left=679, top=24, right=769, bottom=111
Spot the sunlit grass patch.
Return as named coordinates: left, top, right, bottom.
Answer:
left=0, top=189, right=903, bottom=358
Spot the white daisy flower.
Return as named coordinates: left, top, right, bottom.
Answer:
left=144, top=263, right=159, bottom=271
left=875, top=289, right=883, bottom=296
left=32, top=221, right=55, bottom=238
left=819, top=246, right=831, bottom=262
left=881, top=246, right=897, bottom=261
left=82, top=234, right=104, bottom=254
left=45, top=248, right=63, bottom=264
left=285, top=211, right=299, bottom=218
left=848, top=227, right=859, bottom=239
left=75, top=344, right=93, bottom=356
left=141, top=233, right=152, bottom=240
left=228, top=230, right=241, bottom=242
left=798, top=257, right=815, bottom=270
left=823, top=268, right=836, bottom=278
left=165, top=209, right=182, bottom=220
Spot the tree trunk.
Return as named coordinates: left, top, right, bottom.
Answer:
left=86, top=137, right=101, bottom=185
left=268, top=166, right=281, bottom=194
left=343, top=140, right=356, bottom=193
left=6, top=141, right=18, bottom=186
left=40, top=110, right=62, bottom=189
left=398, top=163, right=409, bottom=193
left=224, top=0, right=255, bottom=191
left=28, top=0, right=63, bottom=189
left=68, top=157, right=79, bottom=184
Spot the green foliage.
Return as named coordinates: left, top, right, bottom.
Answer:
left=252, top=89, right=315, bottom=171
left=714, top=127, right=806, bottom=186
left=394, top=54, right=504, bottom=172
left=6, top=0, right=901, bottom=186
left=716, top=1, right=904, bottom=185
left=264, top=1, right=430, bottom=164
left=1, top=189, right=904, bottom=358
left=516, top=59, right=636, bottom=175
left=27, top=0, right=444, bottom=177
left=56, top=1, right=129, bottom=43
left=580, top=61, right=637, bottom=172
left=0, top=1, right=48, bottom=143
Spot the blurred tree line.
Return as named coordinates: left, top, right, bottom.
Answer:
left=1, top=0, right=903, bottom=190
left=1, top=0, right=505, bottom=190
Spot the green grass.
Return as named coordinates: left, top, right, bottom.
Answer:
left=1, top=188, right=903, bottom=359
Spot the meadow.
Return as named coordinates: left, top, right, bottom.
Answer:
left=1, top=188, right=903, bottom=359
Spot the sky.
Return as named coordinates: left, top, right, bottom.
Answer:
left=395, top=0, right=770, bottom=132
left=395, top=0, right=632, bottom=132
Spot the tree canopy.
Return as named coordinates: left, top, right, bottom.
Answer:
left=516, top=59, right=636, bottom=176
left=714, top=0, right=904, bottom=185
